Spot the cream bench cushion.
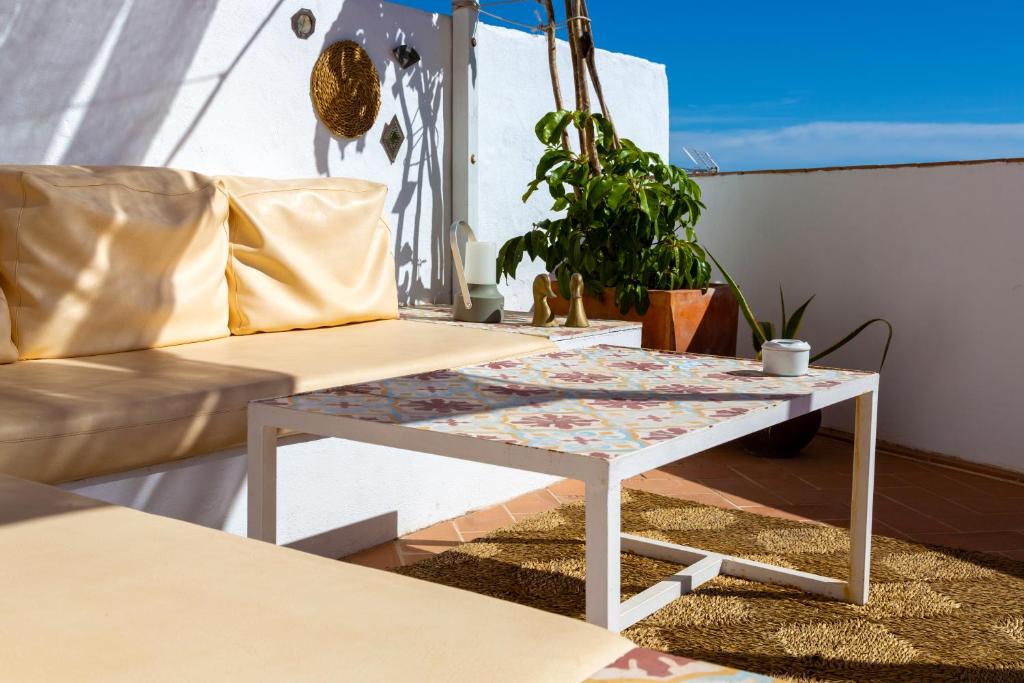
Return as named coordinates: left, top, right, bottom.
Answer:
left=0, top=165, right=230, bottom=360
left=0, top=320, right=554, bottom=484
left=0, top=475, right=633, bottom=682
left=217, top=175, right=397, bottom=335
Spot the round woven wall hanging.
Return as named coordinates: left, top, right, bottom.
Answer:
left=310, top=40, right=381, bottom=138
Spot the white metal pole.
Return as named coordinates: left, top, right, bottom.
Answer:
left=451, top=1, right=480, bottom=302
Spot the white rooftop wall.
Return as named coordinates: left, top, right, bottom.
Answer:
left=698, top=161, right=1024, bottom=473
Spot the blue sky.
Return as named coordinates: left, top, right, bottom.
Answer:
left=397, top=0, right=1024, bottom=170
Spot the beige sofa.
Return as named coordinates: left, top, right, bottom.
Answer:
left=0, top=166, right=552, bottom=485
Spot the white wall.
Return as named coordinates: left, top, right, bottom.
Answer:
left=698, top=161, right=1024, bottom=473
left=477, top=24, right=669, bottom=309
left=0, top=0, right=452, bottom=304
left=0, top=1, right=668, bottom=309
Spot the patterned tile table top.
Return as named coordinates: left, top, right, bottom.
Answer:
left=399, top=304, right=640, bottom=341
left=586, top=647, right=776, bottom=682
left=260, top=346, right=874, bottom=463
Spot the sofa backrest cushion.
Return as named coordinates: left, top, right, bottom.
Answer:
left=0, top=166, right=230, bottom=360
left=217, top=176, right=397, bottom=335
left=0, top=287, right=16, bottom=363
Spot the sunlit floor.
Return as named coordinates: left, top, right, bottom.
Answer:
left=343, top=434, right=1024, bottom=569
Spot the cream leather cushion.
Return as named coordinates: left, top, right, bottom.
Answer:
left=0, top=475, right=633, bottom=682
left=0, top=320, right=554, bottom=484
left=0, top=287, right=15, bottom=363
left=218, top=175, right=398, bottom=335
left=0, top=166, right=230, bottom=360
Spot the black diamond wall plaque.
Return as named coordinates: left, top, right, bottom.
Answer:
left=380, top=115, right=405, bottom=163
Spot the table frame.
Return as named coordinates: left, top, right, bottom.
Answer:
left=248, top=372, right=877, bottom=634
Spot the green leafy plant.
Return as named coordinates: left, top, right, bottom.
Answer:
left=496, top=110, right=710, bottom=315
left=709, top=253, right=893, bottom=368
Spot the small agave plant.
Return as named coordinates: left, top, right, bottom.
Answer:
left=710, top=253, right=893, bottom=368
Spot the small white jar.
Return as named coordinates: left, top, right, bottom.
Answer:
left=761, top=339, right=811, bottom=376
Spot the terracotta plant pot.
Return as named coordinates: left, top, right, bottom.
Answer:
left=550, top=282, right=738, bottom=355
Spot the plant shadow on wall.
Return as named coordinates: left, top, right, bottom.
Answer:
left=0, top=0, right=218, bottom=164
left=315, top=2, right=447, bottom=305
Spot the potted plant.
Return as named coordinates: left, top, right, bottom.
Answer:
left=493, top=0, right=737, bottom=353
left=496, top=110, right=738, bottom=354
left=711, top=253, right=893, bottom=456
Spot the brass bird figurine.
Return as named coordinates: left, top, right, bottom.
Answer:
left=531, top=274, right=557, bottom=327
left=565, top=273, right=590, bottom=328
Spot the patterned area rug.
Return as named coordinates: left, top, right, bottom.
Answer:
left=395, top=489, right=1024, bottom=682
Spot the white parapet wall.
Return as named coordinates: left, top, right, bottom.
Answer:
left=697, top=159, right=1024, bottom=474
left=477, top=23, right=670, bottom=310
left=1, top=1, right=669, bottom=553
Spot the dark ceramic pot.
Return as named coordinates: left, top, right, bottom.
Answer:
left=739, top=409, right=822, bottom=458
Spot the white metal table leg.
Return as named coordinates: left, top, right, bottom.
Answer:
left=247, top=411, right=278, bottom=543
left=585, top=476, right=621, bottom=632
left=848, top=390, right=877, bottom=605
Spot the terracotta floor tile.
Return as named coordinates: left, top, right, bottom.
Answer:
left=873, top=520, right=912, bottom=541
left=910, top=472, right=989, bottom=498
left=454, top=504, right=515, bottom=534
left=548, top=478, right=585, bottom=499
left=997, top=549, right=1024, bottom=561
left=875, top=487, right=975, bottom=524
left=503, top=489, right=561, bottom=515
left=699, top=478, right=791, bottom=509
left=343, top=541, right=401, bottom=570
left=397, top=521, right=463, bottom=554
left=794, top=474, right=854, bottom=491
left=944, top=470, right=1024, bottom=497
left=624, top=476, right=724, bottom=501
left=940, top=511, right=1024, bottom=534
left=952, top=494, right=1024, bottom=515
left=872, top=496, right=958, bottom=535
left=734, top=473, right=841, bottom=506
left=636, top=470, right=712, bottom=493
left=396, top=549, right=436, bottom=566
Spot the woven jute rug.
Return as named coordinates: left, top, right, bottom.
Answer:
left=395, top=489, right=1024, bottom=682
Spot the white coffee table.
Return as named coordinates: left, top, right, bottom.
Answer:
left=247, top=346, right=878, bottom=633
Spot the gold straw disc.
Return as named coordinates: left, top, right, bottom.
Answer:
left=310, top=40, right=381, bottom=138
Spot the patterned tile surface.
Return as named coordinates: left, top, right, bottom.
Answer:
left=260, top=346, right=874, bottom=464
left=399, top=304, right=639, bottom=340
left=586, top=647, right=777, bottom=682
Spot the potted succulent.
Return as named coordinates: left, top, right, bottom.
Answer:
left=711, top=253, right=893, bottom=456
left=496, top=110, right=738, bottom=354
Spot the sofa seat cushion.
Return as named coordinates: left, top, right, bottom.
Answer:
left=0, top=165, right=230, bottom=360
left=0, top=320, right=554, bottom=484
left=0, top=475, right=633, bottom=682
left=217, top=175, right=397, bottom=335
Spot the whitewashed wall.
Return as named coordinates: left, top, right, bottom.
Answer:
left=477, top=24, right=670, bottom=309
left=698, top=161, right=1024, bottom=473
left=0, top=0, right=452, bottom=304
